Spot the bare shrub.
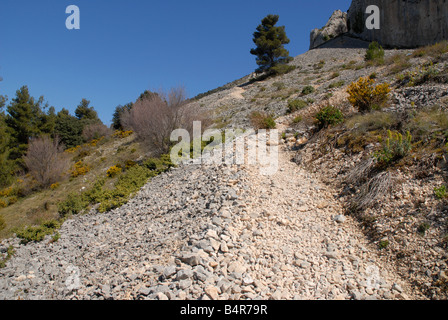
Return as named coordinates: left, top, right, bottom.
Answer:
left=23, top=136, right=71, bottom=188
left=82, top=123, right=112, bottom=142
left=121, top=86, right=210, bottom=155
left=351, top=171, right=395, bottom=211
left=346, top=157, right=376, bottom=186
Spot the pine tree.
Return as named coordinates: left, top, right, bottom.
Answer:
left=5, top=86, right=45, bottom=161
left=250, top=14, right=293, bottom=75
left=112, top=103, right=133, bottom=130
left=0, top=95, right=14, bottom=187
left=54, top=109, right=84, bottom=149
left=75, top=98, right=99, bottom=121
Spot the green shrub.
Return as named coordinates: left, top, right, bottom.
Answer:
left=330, top=72, right=340, bottom=79
left=272, top=82, right=285, bottom=91
left=250, top=112, right=276, bottom=130
left=98, top=165, right=156, bottom=212
left=0, top=245, right=15, bottom=268
left=263, top=117, right=276, bottom=129
left=374, top=130, right=412, bottom=165
left=315, top=106, right=344, bottom=129
left=16, top=219, right=61, bottom=244
left=58, top=154, right=172, bottom=216
left=143, top=159, right=157, bottom=171
left=57, top=193, right=88, bottom=217
left=314, top=60, right=325, bottom=70
left=365, top=41, right=385, bottom=64
left=434, top=186, right=448, bottom=199
left=345, top=111, right=399, bottom=133
left=292, top=116, right=303, bottom=124
left=270, top=64, right=296, bottom=76
left=287, top=99, right=308, bottom=114
left=328, top=80, right=345, bottom=89
left=379, top=239, right=389, bottom=249
left=301, top=86, right=315, bottom=95
left=400, top=63, right=441, bottom=87
left=417, top=222, right=430, bottom=236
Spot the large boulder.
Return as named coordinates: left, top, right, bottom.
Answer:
left=310, top=10, right=348, bottom=49
left=346, top=0, right=448, bottom=48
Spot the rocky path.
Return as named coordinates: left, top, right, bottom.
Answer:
left=0, top=133, right=417, bottom=300
left=238, top=144, right=415, bottom=300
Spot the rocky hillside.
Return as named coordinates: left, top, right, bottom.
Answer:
left=1, top=41, right=448, bottom=300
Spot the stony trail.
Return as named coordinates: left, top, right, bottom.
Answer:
left=238, top=142, right=416, bottom=300
left=0, top=133, right=417, bottom=300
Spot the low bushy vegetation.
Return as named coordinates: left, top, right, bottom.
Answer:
left=23, top=136, right=71, bottom=189
left=374, top=130, right=413, bottom=167
left=301, top=85, right=315, bottom=96
left=0, top=245, right=14, bottom=268
left=328, top=80, right=345, bottom=89
left=250, top=111, right=276, bottom=130
left=365, top=41, right=385, bottom=65
left=434, top=186, right=448, bottom=200
left=286, top=99, right=308, bottom=114
left=106, top=165, right=122, bottom=178
left=15, top=219, right=61, bottom=244
left=347, top=77, right=390, bottom=113
left=58, top=156, right=173, bottom=218
left=71, top=161, right=90, bottom=178
left=412, top=41, right=448, bottom=60
left=398, top=63, right=444, bottom=87
left=386, top=53, right=412, bottom=75
left=315, top=106, right=344, bottom=129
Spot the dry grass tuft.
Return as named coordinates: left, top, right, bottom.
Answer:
left=351, top=171, right=395, bottom=211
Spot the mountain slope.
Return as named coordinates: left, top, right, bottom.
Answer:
left=2, top=42, right=448, bottom=300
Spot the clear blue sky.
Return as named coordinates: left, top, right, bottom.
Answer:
left=0, top=0, right=352, bottom=125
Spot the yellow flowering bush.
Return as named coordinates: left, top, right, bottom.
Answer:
left=107, top=165, right=122, bottom=178
left=113, top=130, right=133, bottom=139
left=0, top=199, right=7, bottom=208
left=347, top=77, right=391, bottom=113
left=71, top=161, right=90, bottom=178
left=0, top=187, right=14, bottom=197
left=50, top=182, right=60, bottom=190
left=65, top=145, right=81, bottom=154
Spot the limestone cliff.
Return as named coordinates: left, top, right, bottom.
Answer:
left=347, top=0, right=448, bottom=48
left=309, top=10, right=348, bottom=49
left=311, top=0, right=448, bottom=49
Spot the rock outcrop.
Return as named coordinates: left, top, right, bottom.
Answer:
left=311, top=0, right=448, bottom=49
left=347, top=0, right=448, bottom=48
left=310, top=10, right=348, bottom=49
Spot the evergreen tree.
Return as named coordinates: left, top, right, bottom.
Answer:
left=41, top=106, right=57, bottom=136
left=5, top=86, right=45, bottom=160
left=250, top=14, right=293, bottom=75
left=0, top=95, right=14, bottom=187
left=54, top=108, right=84, bottom=149
left=112, top=103, right=133, bottom=130
left=75, top=98, right=99, bottom=121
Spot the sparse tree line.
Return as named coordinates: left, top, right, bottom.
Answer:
left=0, top=84, right=209, bottom=193
left=0, top=86, right=111, bottom=189
left=0, top=12, right=290, bottom=204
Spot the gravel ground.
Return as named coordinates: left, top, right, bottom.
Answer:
left=0, top=132, right=420, bottom=300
